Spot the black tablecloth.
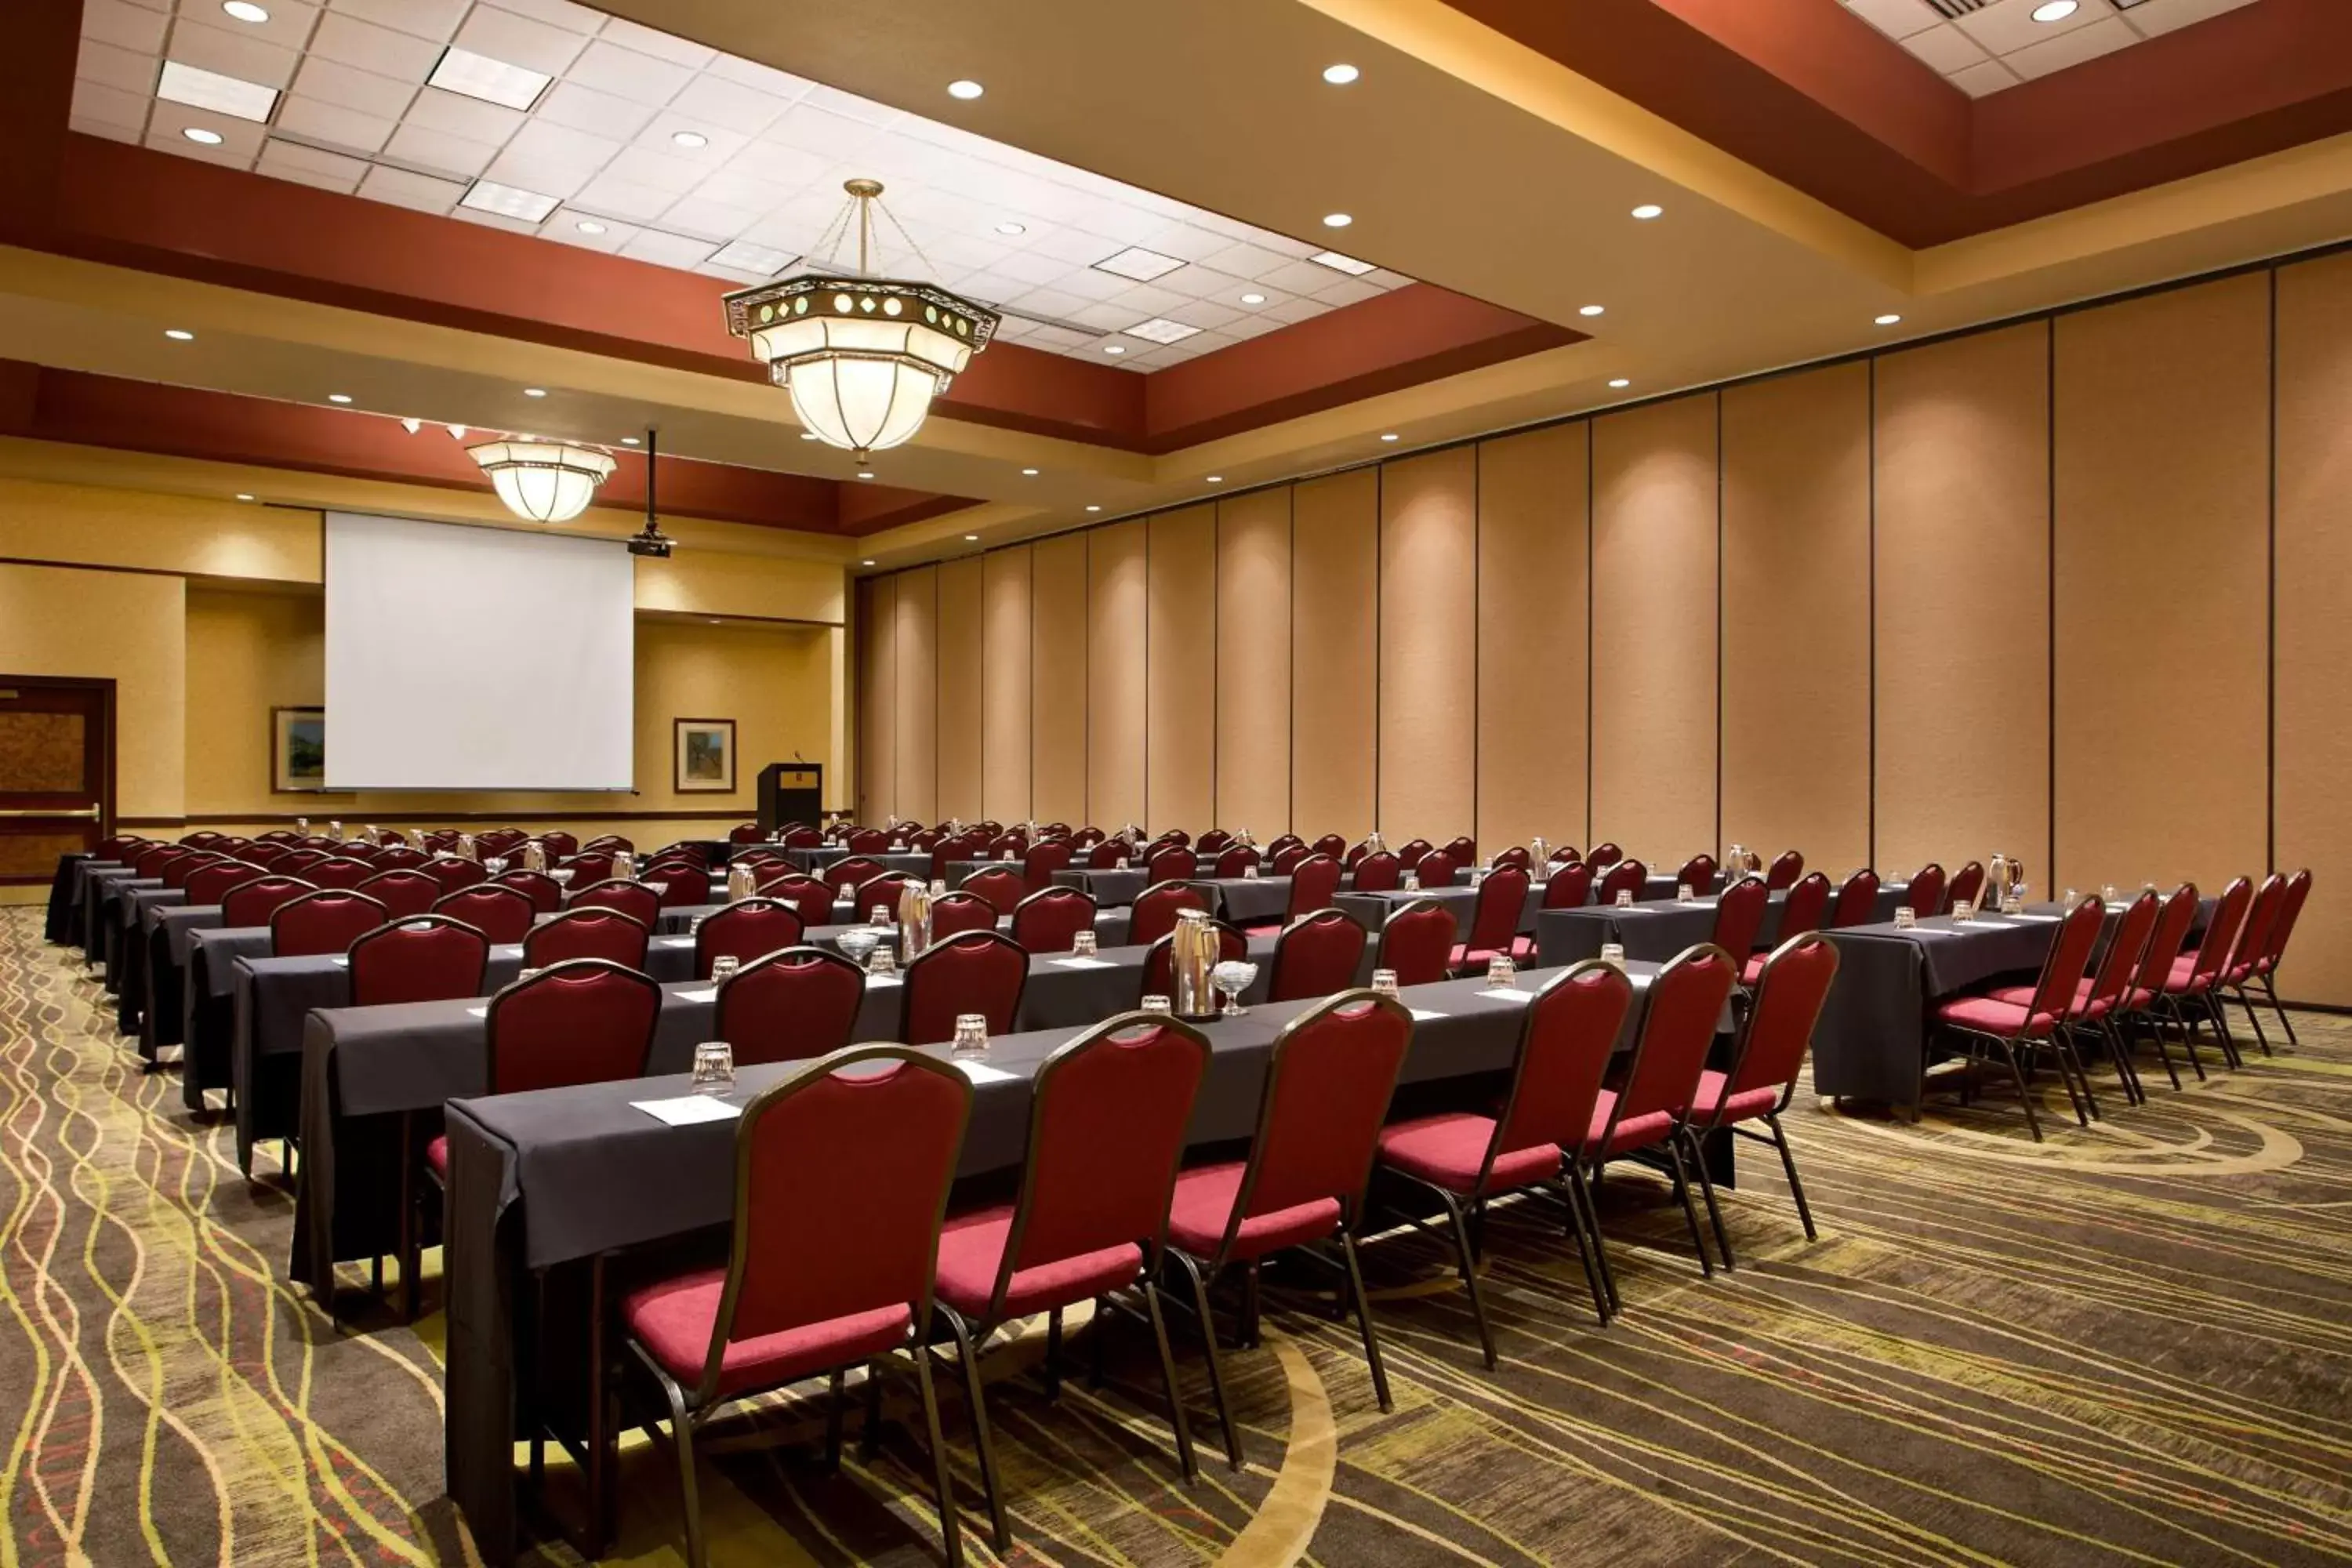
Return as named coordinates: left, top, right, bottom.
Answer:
left=1534, top=883, right=1912, bottom=967
left=1334, top=881, right=1546, bottom=937
left=44, top=853, right=85, bottom=944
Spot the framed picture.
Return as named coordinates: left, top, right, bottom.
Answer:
left=271, top=706, right=326, bottom=793
left=674, top=717, right=735, bottom=793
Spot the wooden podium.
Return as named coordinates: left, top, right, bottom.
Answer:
left=758, top=763, right=823, bottom=831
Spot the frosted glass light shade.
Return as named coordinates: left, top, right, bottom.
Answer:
left=724, top=275, right=999, bottom=459
left=466, top=439, right=615, bottom=523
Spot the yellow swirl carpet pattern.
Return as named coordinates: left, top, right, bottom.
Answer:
left=4, top=905, right=2351, bottom=1566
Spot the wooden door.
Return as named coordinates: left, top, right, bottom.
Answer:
left=0, top=677, right=113, bottom=887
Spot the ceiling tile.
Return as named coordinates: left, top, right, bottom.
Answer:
left=82, top=0, right=169, bottom=54
left=533, top=78, right=656, bottom=140
left=485, top=0, right=606, bottom=34
left=165, top=13, right=300, bottom=86
left=146, top=118, right=258, bottom=165
left=567, top=169, right=676, bottom=222
left=597, top=15, right=716, bottom=68
left=258, top=136, right=372, bottom=191
left=452, top=204, right=541, bottom=234
left=1313, top=276, right=1383, bottom=308
left=2004, top=13, right=2136, bottom=76
left=356, top=162, right=468, bottom=212
left=631, top=111, right=750, bottom=165
left=273, top=93, right=397, bottom=152
left=538, top=207, right=640, bottom=250
left=1153, top=264, right=1248, bottom=301
left=451, top=3, right=590, bottom=78
left=2115, top=0, right=2259, bottom=36
left=491, top=117, right=616, bottom=176
left=564, top=37, right=694, bottom=105
left=71, top=78, right=150, bottom=131
left=382, top=122, right=501, bottom=177
left=760, top=102, right=887, bottom=158
left=1897, top=22, right=1990, bottom=72
left=290, top=54, right=416, bottom=119
left=325, top=0, right=466, bottom=42
left=1103, top=280, right=1186, bottom=317
left=188, top=0, right=321, bottom=53
left=1838, top=0, right=1940, bottom=39
left=1004, top=286, right=1090, bottom=322
left=307, top=11, right=441, bottom=82
left=405, top=83, right=528, bottom=143
left=657, top=194, right=759, bottom=241
left=666, top=72, right=793, bottom=136
left=703, top=52, right=813, bottom=98
left=618, top=228, right=714, bottom=267
left=1200, top=239, right=1300, bottom=282
left=1259, top=257, right=1348, bottom=296
left=1947, top=58, right=2020, bottom=96
left=1265, top=296, right=1325, bottom=325
left=72, top=114, right=143, bottom=143
left=1954, top=0, right=2103, bottom=54
left=76, top=40, right=159, bottom=96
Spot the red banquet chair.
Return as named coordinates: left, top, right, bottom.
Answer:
left=358, top=868, right=441, bottom=920
left=2110, top=883, right=2202, bottom=1091
left=1396, top=838, right=1433, bottom=870
left=1686, top=932, right=1840, bottom=1267
left=1378, top=961, right=1635, bottom=1352
left=1131, top=880, right=1210, bottom=947
left=272, top=847, right=329, bottom=879
left=221, top=875, right=317, bottom=930
left=571, top=880, right=662, bottom=928
left=535, top=832, right=579, bottom=859
left=694, top=898, right=806, bottom=978
left=580, top=834, right=633, bottom=856
left=854, top=873, right=918, bottom=919
left=2157, top=874, right=2254, bottom=1073
left=431, top=884, right=535, bottom=946
left=755, top=872, right=837, bottom=928
left=1748, top=873, right=1831, bottom=982
left=2217, top=872, right=2288, bottom=1057
left=612, top=1047, right=977, bottom=1568
left=1265, top=833, right=1304, bottom=861
left=348, top=916, right=491, bottom=1007
left=1085, top=839, right=1130, bottom=869
left=1137, top=920, right=1248, bottom=1007
left=1945, top=860, right=1986, bottom=914
left=1489, top=846, right=1534, bottom=872
left=1213, top=844, right=1261, bottom=879
left=1929, top=895, right=2106, bottom=1140
left=1352, top=851, right=1401, bottom=893
left=493, top=869, right=565, bottom=913
left=1994, top=888, right=2161, bottom=1107
left=1309, top=833, right=1348, bottom=858
left=712, top=946, right=866, bottom=1065
left=2228, top=868, right=2312, bottom=1051
left=523, top=906, right=652, bottom=970
left=1197, top=829, right=1233, bottom=855
left=1550, top=844, right=1584, bottom=865
left=1441, top=835, right=1477, bottom=867
left=727, top=822, right=765, bottom=844
left=960, top=866, right=1029, bottom=913
left=1711, top=875, right=1772, bottom=982
left=1253, top=853, right=1341, bottom=936
left=427, top=856, right=488, bottom=895
left=1765, top=850, right=1805, bottom=891
left=1675, top=854, right=1719, bottom=895
left=1586, top=842, right=1624, bottom=869
left=133, top=844, right=190, bottom=881
left=1022, top=838, right=1071, bottom=893
left=1374, top=898, right=1457, bottom=988
left=1011, top=886, right=1095, bottom=953
left=1414, top=852, right=1455, bottom=889
left=932, top=1014, right=1210, bottom=1548
left=1906, top=863, right=1947, bottom=920
left=1831, top=868, right=1882, bottom=927
left=1597, top=858, right=1649, bottom=906
left=927, top=890, right=1000, bottom=940
left=902, top=930, right=1029, bottom=1045
left=844, top=827, right=891, bottom=854
left=647, top=863, right=712, bottom=911
left=1268, top=909, right=1367, bottom=1001
left=96, top=835, right=147, bottom=862
left=183, top=861, right=264, bottom=907
left=1451, top=865, right=1530, bottom=972
left=1270, top=844, right=1308, bottom=876
left=822, top=856, right=887, bottom=897
left=1167, top=991, right=1411, bottom=1463
left=1542, top=861, right=1596, bottom=912
left=270, top=889, right=388, bottom=958
left=1146, top=844, right=1196, bottom=885
left=372, top=844, right=427, bottom=871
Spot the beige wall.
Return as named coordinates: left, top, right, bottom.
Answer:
left=857, top=260, right=2352, bottom=1003
left=0, top=562, right=185, bottom=821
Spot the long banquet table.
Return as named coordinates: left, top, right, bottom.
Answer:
left=1534, top=883, right=1913, bottom=967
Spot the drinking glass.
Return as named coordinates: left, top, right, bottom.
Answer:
left=837, top=928, right=879, bottom=967
left=1486, top=955, right=1517, bottom=989
left=1141, top=994, right=1173, bottom=1014
left=485, top=857, right=508, bottom=877
left=1403, top=870, right=1421, bottom=892
left=1370, top=967, right=1399, bottom=997
left=869, top=905, right=892, bottom=927
left=866, top=943, right=896, bottom=976
left=1676, top=884, right=1693, bottom=903
left=1894, top=907, right=1917, bottom=929
left=1211, top=959, right=1258, bottom=1018
left=691, top=1041, right=734, bottom=1096
left=1599, top=943, right=1625, bottom=965
left=1615, top=889, right=1634, bottom=908
left=1073, top=929, right=1098, bottom=956
left=710, top=955, right=740, bottom=985
left=951, top=1014, right=989, bottom=1060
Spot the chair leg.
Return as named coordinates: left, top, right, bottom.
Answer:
left=2259, top=975, right=2299, bottom=1050
left=2205, top=992, right=2244, bottom=1070
left=939, top=1310, right=1007, bottom=1553
left=1560, top=1168, right=1613, bottom=1326
left=2234, top=985, right=2273, bottom=1056
left=823, top=1367, right=845, bottom=1472
left=2052, top=1031, right=2097, bottom=1125
left=397, top=1112, right=419, bottom=1323
left=1762, top=1115, right=1817, bottom=1240
left=912, top=1345, right=967, bottom=1568
left=1241, top=1262, right=1262, bottom=1351
left=1141, top=1281, right=1200, bottom=1483
left=1573, top=1162, right=1621, bottom=1316
left=1663, top=1138, right=1715, bottom=1278
left=1044, top=1305, right=1062, bottom=1401
left=1992, top=1035, right=2043, bottom=1142
left=860, top=1357, right=884, bottom=1460
left=1438, top=1191, right=1497, bottom=1369
left=1685, top=1130, right=1735, bottom=1271
left=2136, top=1011, right=2183, bottom=1091
left=656, top=1372, right=705, bottom=1568
left=1338, top=1231, right=1392, bottom=1412
left=1089, top=1294, right=1109, bottom=1391
left=1171, top=1252, right=1240, bottom=1470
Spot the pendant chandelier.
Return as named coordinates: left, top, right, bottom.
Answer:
left=723, top=179, right=1000, bottom=463
left=466, top=436, right=615, bottom=524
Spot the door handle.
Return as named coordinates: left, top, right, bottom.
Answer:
left=0, top=807, right=101, bottom=818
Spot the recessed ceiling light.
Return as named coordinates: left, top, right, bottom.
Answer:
left=1321, top=212, right=1353, bottom=228
left=222, top=1, right=269, bottom=21
left=709, top=238, right=793, bottom=274
left=1323, top=63, right=1359, bottom=85
left=429, top=45, right=552, bottom=111
left=523, top=387, right=547, bottom=397
left=859, top=470, right=877, bottom=481
left=235, top=493, right=255, bottom=502
left=1309, top=250, right=1374, bottom=275
left=1607, top=378, right=1631, bottom=389
left=1085, top=504, right=1101, bottom=512
left=1206, top=475, right=1224, bottom=484
left=575, top=220, right=606, bottom=235
left=459, top=179, right=558, bottom=222
left=671, top=129, right=708, bottom=149
left=182, top=127, right=224, bottom=146
left=996, top=221, right=1025, bottom=235
left=1875, top=313, right=1903, bottom=326
left=947, top=79, right=985, bottom=100
left=1103, top=344, right=1126, bottom=355
left=1379, top=432, right=1399, bottom=442
left=709, top=618, right=722, bottom=625
left=1632, top=204, right=1664, bottom=220
left=861, top=558, right=877, bottom=566
left=800, top=431, right=820, bottom=440
left=1579, top=304, right=1605, bottom=317
left=328, top=393, right=353, bottom=403
left=964, top=533, right=980, bottom=541
left=1240, top=292, right=1267, bottom=305
left=164, top=328, right=194, bottom=341
left=158, top=61, right=277, bottom=122
left=1094, top=245, right=1184, bottom=282
left=621, top=436, right=641, bottom=445
left=1123, top=317, right=1200, bottom=345
left=1021, top=467, right=1040, bottom=476
left=2031, top=0, right=2078, bottom=20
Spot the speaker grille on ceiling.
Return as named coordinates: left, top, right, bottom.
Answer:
left=1922, top=0, right=1989, bottom=16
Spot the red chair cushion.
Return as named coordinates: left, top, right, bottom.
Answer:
left=1165, top=1162, right=1341, bottom=1262
left=1688, top=1069, right=1780, bottom=1126
left=933, top=1207, right=1142, bottom=1320
left=623, top=1266, right=912, bottom=1400
left=426, top=1135, right=449, bottom=1178
left=1581, top=1088, right=1676, bottom=1159
left=1376, top=1113, right=1559, bottom=1195
left=2165, top=955, right=2202, bottom=992
left=1936, top=995, right=2053, bottom=1036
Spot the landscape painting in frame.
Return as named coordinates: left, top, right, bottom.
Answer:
left=272, top=706, right=325, bottom=793
left=674, top=718, right=735, bottom=793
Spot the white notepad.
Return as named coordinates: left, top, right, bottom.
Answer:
left=955, top=1060, right=1016, bottom=1084
left=1475, top=988, right=1535, bottom=1005
left=464, top=1005, right=488, bottom=1018
left=1051, top=956, right=1115, bottom=969
left=331, top=956, right=349, bottom=967
left=632, top=1095, right=741, bottom=1127
left=1410, top=1008, right=1447, bottom=1022
left=676, top=986, right=717, bottom=1003
left=865, top=974, right=903, bottom=989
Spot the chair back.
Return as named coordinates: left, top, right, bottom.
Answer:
left=1906, top=863, right=1946, bottom=919
left=270, top=889, right=390, bottom=958
left=854, top=873, right=918, bottom=917
left=1146, top=844, right=1195, bottom=884
left=244, top=843, right=292, bottom=870
left=1587, top=842, right=1624, bottom=869
left=273, top=847, right=328, bottom=877
left=1196, top=829, right=1232, bottom=855
left=2024, top=895, right=2107, bottom=1022
left=184, top=860, right=263, bottom=906
left=2183, top=876, right=2252, bottom=989
left=1086, top=840, right=1129, bottom=869
left=1310, top=833, right=1348, bottom=858
left=1131, top=880, right=1210, bottom=946
left=1488, top=962, right=1635, bottom=1178
left=647, top=862, right=710, bottom=909
left=97, top=835, right=147, bottom=862
left=2129, top=884, right=2201, bottom=1000
left=431, top=884, right=535, bottom=945
left=1831, top=869, right=1882, bottom=927
left=1548, top=844, right=1584, bottom=864
left=1285, top=854, right=1344, bottom=920
left=570, top=880, right=662, bottom=927
left=780, top=826, right=825, bottom=850
left=927, top=890, right=999, bottom=939
left=1675, top=854, right=1718, bottom=894
left=1704, top=933, right=1838, bottom=1127
left=1138, top=920, right=1247, bottom=1004
left=1947, top=860, right=1985, bottom=913
left=221, top=874, right=317, bottom=928
left=2227, top=873, right=2288, bottom=984
left=1414, top=852, right=1455, bottom=888
left=1265, top=833, right=1304, bottom=859
left=1441, top=834, right=1476, bottom=867
left=1374, top=898, right=1456, bottom=987
left=167, top=851, right=230, bottom=891
left=1270, top=844, right=1308, bottom=876
left=1603, top=944, right=1736, bottom=1138
left=131, top=844, right=186, bottom=880
left=902, top=929, right=1029, bottom=1045
left=1213, top=844, right=1261, bottom=879
left=522, top=906, right=651, bottom=970
left=728, top=822, right=765, bottom=844
left=493, top=869, right=564, bottom=913
left=1023, top=838, right=1071, bottom=891
left=580, top=834, right=633, bottom=855
left=1011, top=886, right=1095, bottom=953
left=1352, top=851, right=1401, bottom=893
left=372, top=844, right=427, bottom=870
left=984, top=830, right=1028, bottom=860
left=1269, top=909, right=1367, bottom=1002
left=1458, top=865, right=1528, bottom=956
left=1777, top=871, right=1832, bottom=938
left=695, top=898, right=806, bottom=979
left=756, top=872, right=836, bottom=928
left=1541, top=861, right=1595, bottom=910
left=1710, top=875, right=1772, bottom=964
left=1397, top=839, right=1432, bottom=869
left=1145, top=828, right=1189, bottom=851
left=844, top=828, right=891, bottom=854
left=1068, top=826, right=1105, bottom=849
left=982, top=1014, right=1210, bottom=1319
left=349, top=915, right=492, bottom=1006
left=822, top=856, right=887, bottom=895
left=1598, top=859, right=1649, bottom=905
left=358, top=868, right=441, bottom=920
left=2091, top=891, right=2160, bottom=1011
left=1766, top=850, right=1804, bottom=891
left=485, top=959, right=662, bottom=1095
left=425, top=857, right=487, bottom=895
left=1489, top=847, right=1533, bottom=871
left=1206, top=993, right=1410, bottom=1258
left=2262, top=869, right=2313, bottom=975
left=960, top=865, right=1029, bottom=913
left=714, top=946, right=867, bottom=1064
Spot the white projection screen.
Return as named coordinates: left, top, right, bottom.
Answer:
left=325, top=512, right=636, bottom=790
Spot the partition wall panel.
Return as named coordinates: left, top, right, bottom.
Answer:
left=1290, top=469, right=1379, bottom=840
left=1214, top=489, right=1292, bottom=836
left=1873, top=322, right=2051, bottom=879
left=1378, top=448, right=1478, bottom=846
left=858, top=573, right=895, bottom=822
left=2274, top=253, right=2352, bottom=1003
left=1086, top=521, right=1148, bottom=831
left=934, top=556, right=984, bottom=822
left=1146, top=505, right=1217, bottom=832
left=982, top=546, right=1033, bottom=825
left=1723, top=363, right=1872, bottom=875
left=1029, top=534, right=1090, bottom=826
left=2053, top=276, right=2269, bottom=897
left=890, top=564, right=937, bottom=825
left=1592, top=394, right=1719, bottom=865
left=1476, top=424, right=1589, bottom=853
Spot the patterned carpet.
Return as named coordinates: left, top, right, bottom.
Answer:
left=4, top=903, right=2351, bottom=1566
